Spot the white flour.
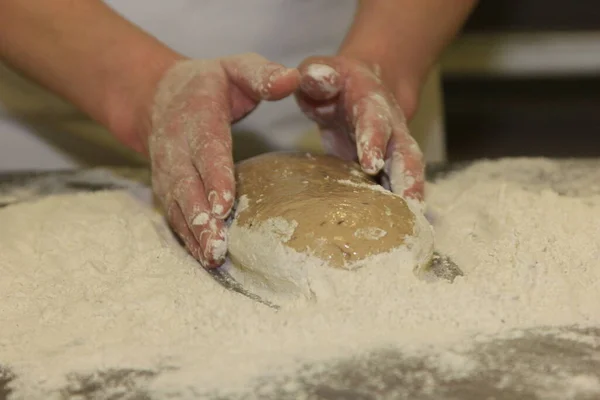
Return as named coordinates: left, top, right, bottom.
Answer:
left=1, top=158, right=600, bottom=398
left=225, top=213, right=431, bottom=306
left=225, top=178, right=434, bottom=306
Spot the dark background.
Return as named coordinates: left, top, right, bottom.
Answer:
left=442, top=0, right=600, bottom=161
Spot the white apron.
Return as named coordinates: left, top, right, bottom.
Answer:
left=0, top=0, right=445, bottom=172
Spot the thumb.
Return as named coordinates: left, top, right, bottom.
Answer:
left=297, top=56, right=344, bottom=101
left=221, top=53, right=300, bottom=101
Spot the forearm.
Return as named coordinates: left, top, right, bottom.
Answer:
left=0, top=0, right=182, bottom=152
left=339, top=0, right=478, bottom=119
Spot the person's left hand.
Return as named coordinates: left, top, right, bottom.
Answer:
left=295, top=56, right=424, bottom=201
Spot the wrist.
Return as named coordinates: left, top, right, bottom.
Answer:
left=0, top=0, right=184, bottom=156
left=103, top=40, right=183, bottom=155
left=338, top=7, right=427, bottom=122
left=338, top=0, right=477, bottom=122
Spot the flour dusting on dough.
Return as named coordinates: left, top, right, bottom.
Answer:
left=337, top=178, right=394, bottom=195
left=225, top=213, right=431, bottom=305
left=226, top=187, right=434, bottom=305
left=354, top=227, right=387, bottom=240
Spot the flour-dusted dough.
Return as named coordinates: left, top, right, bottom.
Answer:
left=225, top=152, right=434, bottom=302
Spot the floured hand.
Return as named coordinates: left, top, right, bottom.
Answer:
left=295, top=56, right=424, bottom=200
left=149, top=54, right=299, bottom=267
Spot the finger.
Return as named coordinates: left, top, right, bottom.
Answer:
left=152, top=166, right=206, bottom=263
left=161, top=68, right=235, bottom=221
left=221, top=52, right=300, bottom=101
left=384, top=126, right=425, bottom=201
left=170, top=167, right=228, bottom=267
left=295, top=56, right=344, bottom=125
left=167, top=200, right=203, bottom=261
left=300, top=56, right=393, bottom=175
left=294, top=91, right=357, bottom=161
left=352, top=93, right=393, bottom=175
left=184, top=99, right=235, bottom=220
left=178, top=101, right=231, bottom=267
left=150, top=137, right=229, bottom=267
left=298, top=56, right=344, bottom=101
left=342, top=86, right=392, bottom=176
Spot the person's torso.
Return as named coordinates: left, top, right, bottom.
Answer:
left=0, top=0, right=357, bottom=170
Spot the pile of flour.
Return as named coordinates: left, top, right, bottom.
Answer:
left=2, top=158, right=600, bottom=398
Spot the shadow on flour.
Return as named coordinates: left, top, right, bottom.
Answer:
left=209, top=325, right=600, bottom=400
left=0, top=367, right=160, bottom=400
left=2, top=325, right=597, bottom=399
left=59, top=369, right=157, bottom=399
left=0, top=366, right=14, bottom=400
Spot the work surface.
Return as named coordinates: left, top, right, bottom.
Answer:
left=1, top=160, right=600, bottom=399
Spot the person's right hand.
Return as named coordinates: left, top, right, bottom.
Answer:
left=147, top=54, right=299, bottom=268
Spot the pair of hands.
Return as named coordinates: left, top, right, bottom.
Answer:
left=148, top=53, right=424, bottom=267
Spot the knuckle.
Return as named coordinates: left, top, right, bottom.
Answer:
left=211, top=140, right=232, bottom=157
left=171, top=175, right=196, bottom=200
left=202, top=99, right=227, bottom=115
left=192, top=145, right=232, bottom=179
left=188, top=135, right=210, bottom=159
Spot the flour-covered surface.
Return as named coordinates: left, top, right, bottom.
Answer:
left=0, top=168, right=152, bottom=208
left=3, top=326, right=599, bottom=399
left=1, top=159, right=600, bottom=400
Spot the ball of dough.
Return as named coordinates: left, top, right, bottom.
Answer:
left=225, top=152, right=434, bottom=301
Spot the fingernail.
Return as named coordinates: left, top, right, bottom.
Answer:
left=306, top=64, right=339, bottom=81
left=302, top=64, right=340, bottom=99
left=202, top=232, right=215, bottom=261
left=199, top=229, right=212, bottom=246
left=208, top=191, right=228, bottom=219
left=369, top=149, right=385, bottom=173
left=203, top=232, right=228, bottom=264
left=360, top=146, right=383, bottom=175
left=212, top=230, right=229, bottom=262
left=196, top=229, right=212, bottom=266
left=387, top=158, right=420, bottom=197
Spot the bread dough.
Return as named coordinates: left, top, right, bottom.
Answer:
left=225, top=152, right=434, bottom=302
